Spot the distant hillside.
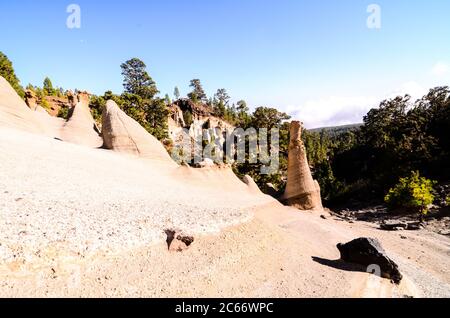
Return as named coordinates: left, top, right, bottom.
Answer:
left=308, top=123, right=362, bottom=135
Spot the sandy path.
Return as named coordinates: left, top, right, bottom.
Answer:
left=2, top=203, right=448, bottom=298
left=256, top=206, right=450, bottom=297
left=0, top=128, right=449, bottom=298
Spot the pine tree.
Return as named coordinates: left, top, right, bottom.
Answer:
left=121, top=58, right=159, bottom=99
left=188, top=79, right=207, bottom=103
left=0, top=51, right=25, bottom=98
left=214, top=88, right=230, bottom=106
left=145, top=98, right=169, bottom=141
left=43, top=77, right=55, bottom=96
left=119, top=58, right=169, bottom=142
left=174, top=86, right=180, bottom=100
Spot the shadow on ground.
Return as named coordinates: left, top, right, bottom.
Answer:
left=312, top=256, right=367, bottom=273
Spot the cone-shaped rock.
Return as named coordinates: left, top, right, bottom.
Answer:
left=0, top=76, right=46, bottom=134
left=102, top=100, right=175, bottom=164
left=283, top=121, right=323, bottom=210
left=59, top=92, right=103, bottom=148
left=242, top=175, right=263, bottom=194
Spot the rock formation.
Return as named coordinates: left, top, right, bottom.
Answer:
left=243, top=175, right=263, bottom=194
left=263, top=183, right=279, bottom=198
left=337, top=237, right=403, bottom=284
left=194, top=158, right=215, bottom=168
left=32, top=105, right=66, bottom=138
left=25, top=89, right=72, bottom=117
left=102, top=100, right=175, bottom=164
left=0, top=76, right=47, bottom=134
left=168, top=99, right=235, bottom=154
left=59, top=91, right=103, bottom=148
left=379, top=220, right=423, bottom=231
left=283, top=121, right=323, bottom=210
left=35, top=105, right=49, bottom=114
left=77, top=91, right=90, bottom=105
left=43, top=96, right=71, bottom=116
left=66, top=90, right=76, bottom=107
left=165, top=229, right=194, bottom=252
left=25, top=89, right=38, bottom=111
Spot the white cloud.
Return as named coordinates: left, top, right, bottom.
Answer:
left=287, top=95, right=378, bottom=129
left=288, top=81, right=429, bottom=129
left=387, top=81, right=427, bottom=102
left=431, top=62, right=449, bottom=77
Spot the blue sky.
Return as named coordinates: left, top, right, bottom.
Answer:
left=1, top=0, right=449, bottom=128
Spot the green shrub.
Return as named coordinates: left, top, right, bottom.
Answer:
left=57, top=107, right=70, bottom=120
left=385, top=171, right=436, bottom=215
left=40, top=97, right=50, bottom=110
left=446, top=195, right=450, bottom=207
left=89, top=95, right=106, bottom=124
left=182, top=110, right=193, bottom=127
left=0, top=52, right=25, bottom=98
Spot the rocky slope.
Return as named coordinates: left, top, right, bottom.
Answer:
left=168, top=98, right=235, bottom=145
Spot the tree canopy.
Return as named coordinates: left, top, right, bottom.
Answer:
left=188, top=79, right=207, bottom=103
left=302, top=86, right=450, bottom=207
left=43, top=77, right=56, bottom=96
left=174, top=86, right=180, bottom=100
left=0, top=51, right=25, bottom=98
left=91, top=58, right=170, bottom=144
left=251, top=107, right=291, bottom=130
left=121, top=58, right=159, bottom=99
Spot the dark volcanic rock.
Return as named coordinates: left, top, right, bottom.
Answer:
left=380, top=221, right=408, bottom=231
left=406, top=222, right=423, bottom=231
left=337, top=237, right=403, bottom=284
left=380, top=220, right=423, bottom=231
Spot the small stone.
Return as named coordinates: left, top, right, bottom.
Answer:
left=165, top=229, right=194, bottom=252
left=406, top=222, right=422, bottom=231
left=380, top=221, right=407, bottom=231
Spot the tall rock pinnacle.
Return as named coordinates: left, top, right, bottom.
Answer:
left=283, top=121, right=323, bottom=210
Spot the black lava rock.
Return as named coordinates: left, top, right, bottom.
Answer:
left=337, top=237, right=403, bottom=284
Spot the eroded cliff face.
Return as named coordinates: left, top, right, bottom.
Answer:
left=283, top=121, right=323, bottom=210
left=168, top=99, right=235, bottom=154
left=23, top=91, right=236, bottom=161
left=25, top=89, right=76, bottom=117
left=24, top=90, right=38, bottom=111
